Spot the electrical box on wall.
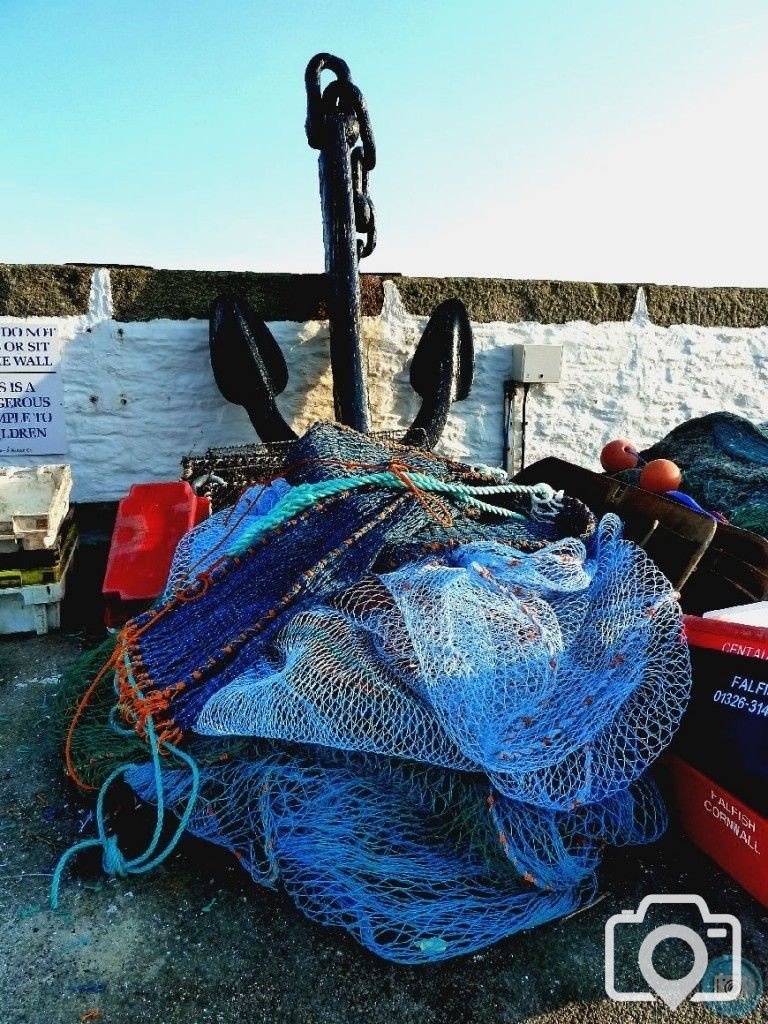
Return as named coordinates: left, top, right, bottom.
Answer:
left=509, top=344, right=563, bottom=384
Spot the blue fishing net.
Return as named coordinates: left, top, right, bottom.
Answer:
left=196, top=518, right=689, bottom=810
left=162, top=478, right=292, bottom=602
left=58, top=421, right=690, bottom=963
left=118, top=422, right=594, bottom=735
left=125, top=745, right=667, bottom=963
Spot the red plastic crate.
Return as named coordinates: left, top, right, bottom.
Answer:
left=667, top=756, right=768, bottom=907
left=684, top=613, right=768, bottom=661
left=103, top=482, right=210, bottom=627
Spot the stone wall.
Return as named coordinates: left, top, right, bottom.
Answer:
left=1, top=265, right=766, bottom=502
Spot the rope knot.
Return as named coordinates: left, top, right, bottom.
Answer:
left=52, top=716, right=200, bottom=910
left=102, top=835, right=129, bottom=877
left=389, top=462, right=454, bottom=528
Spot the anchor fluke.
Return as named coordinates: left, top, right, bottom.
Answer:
left=209, top=295, right=297, bottom=442
left=404, top=298, right=475, bottom=449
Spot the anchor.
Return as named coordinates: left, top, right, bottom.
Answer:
left=209, top=53, right=474, bottom=450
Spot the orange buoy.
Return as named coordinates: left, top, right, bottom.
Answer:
left=639, top=459, right=682, bottom=493
left=600, top=439, right=640, bottom=473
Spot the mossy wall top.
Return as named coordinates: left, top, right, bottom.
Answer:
left=1, top=264, right=768, bottom=327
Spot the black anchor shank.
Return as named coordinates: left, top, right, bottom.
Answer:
left=306, top=53, right=376, bottom=434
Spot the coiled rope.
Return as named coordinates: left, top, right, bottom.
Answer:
left=52, top=660, right=200, bottom=909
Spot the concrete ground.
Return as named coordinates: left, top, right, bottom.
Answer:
left=0, top=633, right=765, bottom=1024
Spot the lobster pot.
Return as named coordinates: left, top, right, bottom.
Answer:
left=181, top=429, right=429, bottom=511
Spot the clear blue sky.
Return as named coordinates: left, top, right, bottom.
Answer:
left=1, top=1, right=767, bottom=284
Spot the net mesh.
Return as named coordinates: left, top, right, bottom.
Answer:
left=117, top=423, right=593, bottom=735
left=182, top=427, right=432, bottom=510
left=196, top=518, right=690, bottom=810
left=57, top=420, right=690, bottom=963
left=162, top=478, right=292, bottom=601
left=124, top=745, right=667, bottom=963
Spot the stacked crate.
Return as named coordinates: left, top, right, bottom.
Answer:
left=0, top=465, right=75, bottom=635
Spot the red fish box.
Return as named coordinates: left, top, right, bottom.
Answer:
left=672, top=615, right=768, bottom=810
left=667, top=756, right=767, bottom=907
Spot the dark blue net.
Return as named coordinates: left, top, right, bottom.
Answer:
left=118, top=422, right=595, bottom=735
left=125, top=744, right=667, bottom=964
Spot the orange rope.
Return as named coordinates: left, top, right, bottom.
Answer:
left=64, top=647, right=121, bottom=792
left=389, top=463, right=454, bottom=527
left=64, top=580, right=198, bottom=790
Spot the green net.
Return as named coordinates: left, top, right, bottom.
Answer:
left=618, top=412, right=768, bottom=538
left=55, top=638, right=141, bottom=791
left=57, top=637, right=246, bottom=791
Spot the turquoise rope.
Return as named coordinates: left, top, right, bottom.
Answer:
left=51, top=666, right=200, bottom=909
left=227, top=472, right=555, bottom=556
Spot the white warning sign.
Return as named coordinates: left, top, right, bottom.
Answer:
left=0, top=324, right=68, bottom=456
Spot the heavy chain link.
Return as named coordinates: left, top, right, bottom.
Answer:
left=305, top=55, right=377, bottom=260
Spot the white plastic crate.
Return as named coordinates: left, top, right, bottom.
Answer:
left=0, top=465, right=72, bottom=553
left=0, top=578, right=66, bottom=635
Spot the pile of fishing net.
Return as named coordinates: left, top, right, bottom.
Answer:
left=56, top=422, right=691, bottom=963
left=618, top=412, right=768, bottom=539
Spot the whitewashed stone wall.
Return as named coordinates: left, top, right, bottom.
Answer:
left=3, top=270, right=767, bottom=502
